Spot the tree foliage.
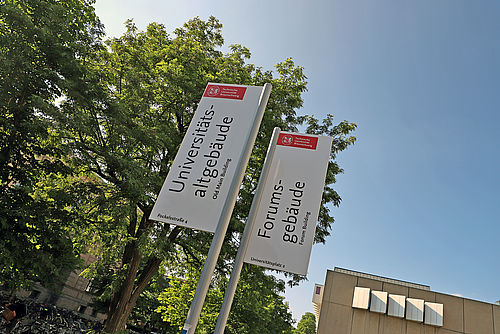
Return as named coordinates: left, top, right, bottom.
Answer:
left=157, top=270, right=224, bottom=334
left=156, top=258, right=294, bottom=334
left=1, top=1, right=356, bottom=331
left=293, top=312, right=316, bottom=334
left=57, top=16, right=355, bottom=332
left=0, top=0, right=103, bottom=291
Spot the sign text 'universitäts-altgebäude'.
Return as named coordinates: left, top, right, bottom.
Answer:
left=150, top=84, right=266, bottom=233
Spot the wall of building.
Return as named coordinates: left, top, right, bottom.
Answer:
left=13, top=253, right=106, bottom=322
left=317, top=268, right=500, bottom=334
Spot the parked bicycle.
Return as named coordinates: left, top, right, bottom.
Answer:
left=1, top=296, right=103, bottom=334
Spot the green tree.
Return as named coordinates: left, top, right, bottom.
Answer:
left=157, top=270, right=224, bottom=334
left=156, top=256, right=293, bottom=334
left=293, top=312, right=316, bottom=334
left=0, top=0, right=103, bottom=291
left=224, top=266, right=294, bottom=334
left=57, top=17, right=356, bottom=332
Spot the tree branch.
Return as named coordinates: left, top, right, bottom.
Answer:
left=178, top=242, right=202, bottom=266
left=130, top=256, right=162, bottom=303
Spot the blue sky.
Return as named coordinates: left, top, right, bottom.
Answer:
left=95, top=0, right=500, bottom=322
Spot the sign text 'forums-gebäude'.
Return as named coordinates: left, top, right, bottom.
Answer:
left=244, top=132, right=332, bottom=275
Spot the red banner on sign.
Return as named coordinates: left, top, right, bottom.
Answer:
left=277, top=133, right=318, bottom=150
left=203, top=84, right=247, bottom=100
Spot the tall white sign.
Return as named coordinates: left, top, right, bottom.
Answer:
left=150, top=83, right=266, bottom=233
left=243, top=132, right=332, bottom=275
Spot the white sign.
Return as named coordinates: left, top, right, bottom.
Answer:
left=243, top=132, right=332, bottom=275
left=150, top=83, right=265, bottom=233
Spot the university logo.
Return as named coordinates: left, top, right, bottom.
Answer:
left=205, top=85, right=220, bottom=97
left=281, top=135, right=294, bottom=146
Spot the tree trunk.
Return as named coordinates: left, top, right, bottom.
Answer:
left=102, top=216, right=181, bottom=333
left=103, top=242, right=142, bottom=333
left=103, top=255, right=164, bottom=333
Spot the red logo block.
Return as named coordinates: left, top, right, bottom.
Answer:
left=203, top=84, right=247, bottom=100
left=277, top=133, right=318, bottom=150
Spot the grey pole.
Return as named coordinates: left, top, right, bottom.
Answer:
left=213, top=127, right=281, bottom=334
left=181, top=83, right=272, bottom=334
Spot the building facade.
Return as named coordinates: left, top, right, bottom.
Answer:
left=316, top=267, right=500, bottom=334
left=13, top=253, right=106, bottom=321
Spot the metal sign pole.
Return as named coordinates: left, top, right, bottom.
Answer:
left=181, top=83, right=272, bottom=334
left=213, top=127, right=281, bottom=334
